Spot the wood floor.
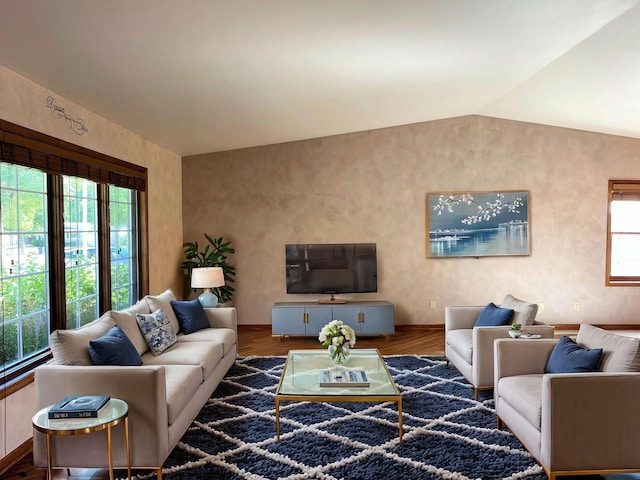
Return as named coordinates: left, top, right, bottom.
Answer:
left=1, top=325, right=444, bottom=480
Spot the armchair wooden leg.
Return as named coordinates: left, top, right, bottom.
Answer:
left=474, top=388, right=479, bottom=401
left=156, top=468, right=163, bottom=479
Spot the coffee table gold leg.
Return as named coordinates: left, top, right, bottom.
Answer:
left=398, top=398, right=403, bottom=444
left=275, top=398, right=280, bottom=442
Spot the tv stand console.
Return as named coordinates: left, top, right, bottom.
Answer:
left=272, top=301, right=394, bottom=339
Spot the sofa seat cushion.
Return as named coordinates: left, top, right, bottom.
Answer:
left=163, top=365, right=203, bottom=425
left=177, top=328, right=237, bottom=356
left=498, top=374, right=544, bottom=430
left=141, top=341, right=224, bottom=380
left=50, top=312, right=115, bottom=365
left=576, top=323, right=640, bottom=372
left=446, top=329, right=473, bottom=365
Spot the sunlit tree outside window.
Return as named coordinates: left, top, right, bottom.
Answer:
left=63, top=176, right=99, bottom=329
left=1, top=163, right=50, bottom=368
left=109, top=185, right=138, bottom=310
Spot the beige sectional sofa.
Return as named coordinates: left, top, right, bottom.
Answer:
left=32, top=289, right=237, bottom=479
left=495, top=324, right=640, bottom=479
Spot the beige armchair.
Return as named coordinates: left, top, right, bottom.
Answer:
left=445, top=294, right=554, bottom=399
left=494, top=324, right=640, bottom=479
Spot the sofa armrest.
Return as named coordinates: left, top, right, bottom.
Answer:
left=33, top=364, right=169, bottom=467
left=205, top=306, right=237, bottom=332
left=445, top=306, right=483, bottom=332
left=542, top=372, right=640, bottom=470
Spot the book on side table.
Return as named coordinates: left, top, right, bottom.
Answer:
left=48, top=395, right=111, bottom=419
left=319, top=369, right=370, bottom=387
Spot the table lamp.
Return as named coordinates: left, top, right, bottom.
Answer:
left=191, top=266, right=225, bottom=307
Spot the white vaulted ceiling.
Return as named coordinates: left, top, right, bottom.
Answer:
left=1, top=0, right=639, bottom=156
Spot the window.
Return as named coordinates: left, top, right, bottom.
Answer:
left=1, top=119, right=148, bottom=385
left=606, top=180, right=640, bottom=285
left=109, top=185, right=138, bottom=310
left=64, top=176, right=99, bottom=329
left=1, top=164, right=50, bottom=371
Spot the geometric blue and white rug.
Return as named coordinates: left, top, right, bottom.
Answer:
left=152, top=355, right=549, bottom=480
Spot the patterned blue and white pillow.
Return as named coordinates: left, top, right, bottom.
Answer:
left=136, top=309, right=177, bottom=356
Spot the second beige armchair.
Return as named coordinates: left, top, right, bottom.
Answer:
left=445, top=294, right=554, bottom=399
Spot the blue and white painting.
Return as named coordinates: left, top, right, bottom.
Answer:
left=427, top=191, right=530, bottom=258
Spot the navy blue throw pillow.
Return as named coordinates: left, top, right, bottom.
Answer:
left=89, top=325, right=143, bottom=366
left=171, top=299, right=210, bottom=334
left=474, top=303, right=515, bottom=327
left=545, top=336, right=603, bottom=373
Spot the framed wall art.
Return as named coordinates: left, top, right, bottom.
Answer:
left=426, top=190, right=530, bottom=258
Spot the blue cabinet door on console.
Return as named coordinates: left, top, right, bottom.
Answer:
left=272, top=304, right=332, bottom=336
left=360, top=305, right=394, bottom=334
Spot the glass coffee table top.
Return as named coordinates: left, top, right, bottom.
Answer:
left=276, top=348, right=399, bottom=397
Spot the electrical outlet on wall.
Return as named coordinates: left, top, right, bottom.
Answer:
left=429, top=300, right=436, bottom=310
left=538, top=302, right=545, bottom=312
left=573, top=302, right=580, bottom=311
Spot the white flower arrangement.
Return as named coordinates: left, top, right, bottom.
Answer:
left=319, top=320, right=356, bottom=363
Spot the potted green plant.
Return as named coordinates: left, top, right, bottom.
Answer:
left=181, top=234, right=236, bottom=304
left=509, top=323, right=522, bottom=338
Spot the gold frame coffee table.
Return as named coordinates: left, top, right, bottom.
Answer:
left=275, top=348, right=402, bottom=443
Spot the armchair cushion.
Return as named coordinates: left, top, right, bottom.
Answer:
left=501, top=294, right=538, bottom=325
left=576, top=323, right=640, bottom=372
left=474, top=303, right=514, bottom=326
left=497, top=374, right=543, bottom=429
left=545, top=336, right=603, bottom=373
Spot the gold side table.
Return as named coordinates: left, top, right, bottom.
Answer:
left=32, top=398, right=131, bottom=480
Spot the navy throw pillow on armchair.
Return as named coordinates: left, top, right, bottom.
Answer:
left=474, top=303, right=515, bottom=327
left=545, top=336, right=603, bottom=373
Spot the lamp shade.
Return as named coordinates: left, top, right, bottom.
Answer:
left=191, top=267, right=225, bottom=289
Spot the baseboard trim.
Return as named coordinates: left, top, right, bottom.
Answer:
left=0, top=438, right=32, bottom=477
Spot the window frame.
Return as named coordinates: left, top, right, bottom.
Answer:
left=1, top=120, right=149, bottom=387
left=606, top=179, right=640, bottom=286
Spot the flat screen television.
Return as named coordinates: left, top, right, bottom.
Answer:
left=285, top=243, right=377, bottom=295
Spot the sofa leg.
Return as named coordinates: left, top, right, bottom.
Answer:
left=474, top=388, right=479, bottom=401
left=496, top=417, right=501, bottom=429
left=156, top=467, right=163, bottom=479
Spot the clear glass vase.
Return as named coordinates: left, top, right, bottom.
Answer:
left=328, top=344, right=351, bottom=365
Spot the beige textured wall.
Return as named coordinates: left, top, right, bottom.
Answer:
left=183, top=115, right=640, bottom=326
left=0, top=65, right=184, bottom=294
